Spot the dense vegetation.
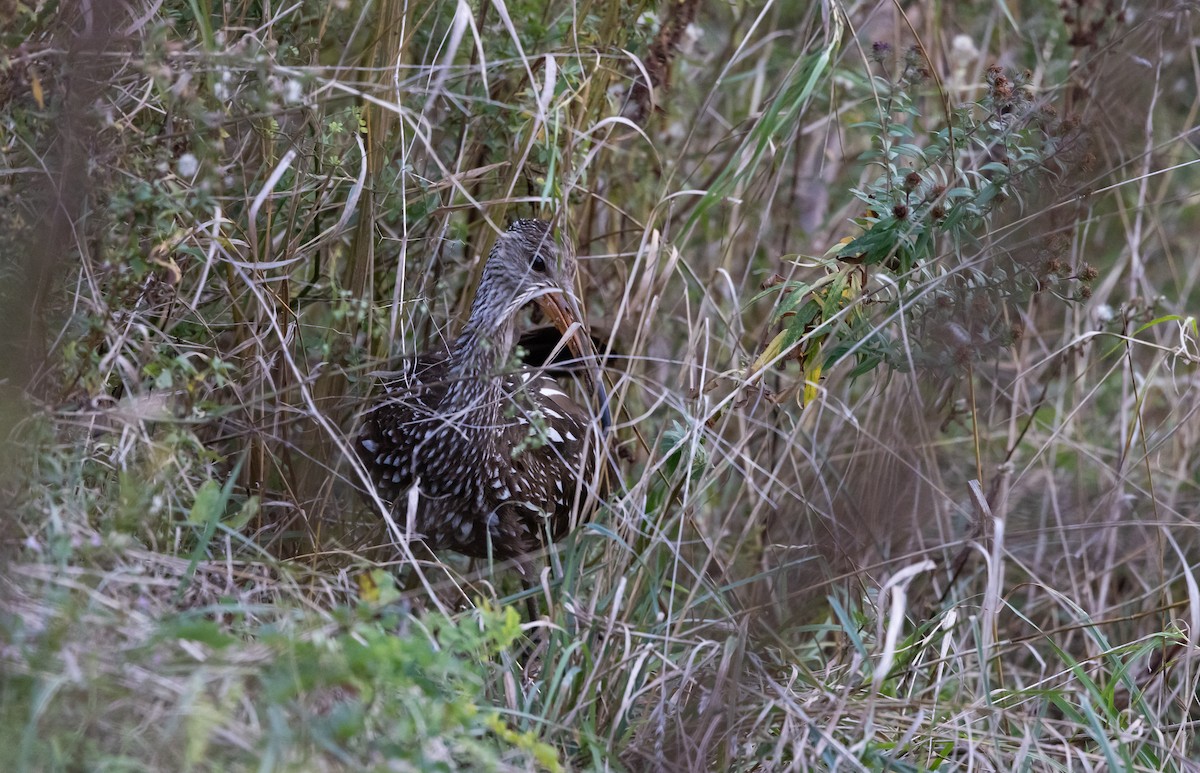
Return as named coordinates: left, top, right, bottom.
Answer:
left=3, top=0, right=1198, bottom=769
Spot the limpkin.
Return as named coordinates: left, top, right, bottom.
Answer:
left=356, top=219, right=608, bottom=560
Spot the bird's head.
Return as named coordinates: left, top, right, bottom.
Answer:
left=477, top=218, right=578, bottom=327
left=468, top=218, right=610, bottom=429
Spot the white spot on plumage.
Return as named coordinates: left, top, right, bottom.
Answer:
left=539, top=386, right=567, bottom=399
left=362, top=439, right=379, bottom=452
left=546, top=428, right=563, bottom=443
left=565, top=430, right=576, bottom=441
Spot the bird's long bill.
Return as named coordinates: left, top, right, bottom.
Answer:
left=536, top=292, right=612, bottom=432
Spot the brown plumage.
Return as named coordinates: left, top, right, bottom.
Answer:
left=356, top=219, right=607, bottom=560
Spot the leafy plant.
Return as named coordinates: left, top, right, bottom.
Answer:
left=752, top=46, right=1099, bottom=402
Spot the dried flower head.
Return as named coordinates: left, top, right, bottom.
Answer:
left=903, top=46, right=931, bottom=82
left=760, top=273, right=785, bottom=290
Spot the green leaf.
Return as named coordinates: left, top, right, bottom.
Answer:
left=846, top=352, right=883, bottom=378
left=821, top=273, right=848, bottom=315
left=771, top=285, right=819, bottom=322
left=684, top=13, right=843, bottom=233
left=177, top=455, right=244, bottom=601
left=659, top=420, right=708, bottom=482
left=225, top=495, right=259, bottom=531
left=162, top=618, right=238, bottom=649
left=976, top=183, right=1000, bottom=207
left=746, top=279, right=812, bottom=308
left=795, top=298, right=823, bottom=330
left=188, top=479, right=223, bottom=526
left=1132, top=314, right=1185, bottom=336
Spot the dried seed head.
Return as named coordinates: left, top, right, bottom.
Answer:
left=902, top=45, right=931, bottom=82
left=761, top=273, right=785, bottom=290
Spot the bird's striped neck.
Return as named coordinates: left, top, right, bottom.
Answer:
left=443, top=315, right=517, bottom=426
left=449, top=299, right=518, bottom=372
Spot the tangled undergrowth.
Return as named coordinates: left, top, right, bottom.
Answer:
left=2, top=0, right=1199, bottom=770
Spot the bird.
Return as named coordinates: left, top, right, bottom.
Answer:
left=355, top=219, right=608, bottom=561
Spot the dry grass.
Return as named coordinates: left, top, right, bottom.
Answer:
left=2, top=0, right=1199, bottom=770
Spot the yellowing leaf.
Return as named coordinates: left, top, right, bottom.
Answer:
left=802, top=360, right=823, bottom=407
left=357, top=571, right=379, bottom=603
left=357, top=569, right=399, bottom=605
left=30, top=71, right=44, bottom=109
left=750, top=327, right=790, bottom=374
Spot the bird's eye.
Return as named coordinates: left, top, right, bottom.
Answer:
left=531, top=254, right=547, bottom=273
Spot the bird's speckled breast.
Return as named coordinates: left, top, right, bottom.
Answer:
left=357, top=364, right=595, bottom=558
